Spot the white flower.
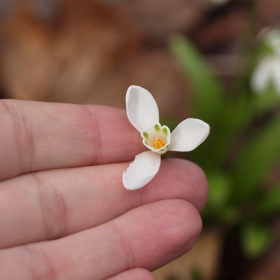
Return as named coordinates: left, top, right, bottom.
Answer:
left=123, top=86, right=210, bottom=190
left=263, top=29, right=280, bottom=56
left=251, top=29, right=280, bottom=94
left=251, top=56, right=280, bottom=94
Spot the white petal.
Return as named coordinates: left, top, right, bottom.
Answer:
left=169, top=119, right=210, bottom=152
left=271, top=59, right=280, bottom=95
left=126, top=86, right=159, bottom=132
left=264, top=29, right=280, bottom=54
left=251, top=59, right=272, bottom=93
left=123, top=151, right=161, bottom=190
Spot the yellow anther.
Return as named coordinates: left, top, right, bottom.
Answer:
left=153, top=138, right=166, bottom=149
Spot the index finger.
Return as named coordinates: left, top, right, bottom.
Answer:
left=0, top=100, right=145, bottom=181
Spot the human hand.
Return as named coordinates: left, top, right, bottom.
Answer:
left=0, top=100, right=208, bottom=280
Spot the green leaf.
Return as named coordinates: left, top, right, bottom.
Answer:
left=206, top=171, right=233, bottom=210
left=233, top=115, right=280, bottom=201
left=259, top=184, right=280, bottom=217
left=218, top=206, right=240, bottom=224
left=240, top=222, right=272, bottom=258
left=169, top=35, right=225, bottom=123
left=252, top=86, right=280, bottom=116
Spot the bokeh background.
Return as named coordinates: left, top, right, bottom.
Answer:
left=1, top=0, right=280, bottom=279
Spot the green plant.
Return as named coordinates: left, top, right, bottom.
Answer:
left=169, top=34, right=280, bottom=259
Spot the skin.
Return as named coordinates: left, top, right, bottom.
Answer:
left=0, top=100, right=209, bottom=280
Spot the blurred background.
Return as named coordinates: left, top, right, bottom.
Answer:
left=1, top=0, right=280, bottom=279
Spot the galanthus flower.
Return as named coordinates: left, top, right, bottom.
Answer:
left=251, top=29, right=280, bottom=94
left=123, top=86, right=210, bottom=190
left=263, top=29, right=280, bottom=56
left=251, top=57, right=280, bottom=94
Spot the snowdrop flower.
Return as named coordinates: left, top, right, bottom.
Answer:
left=123, top=86, right=210, bottom=190
left=251, top=57, right=280, bottom=94
left=263, top=29, right=280, bottom=56
left=251, top=29, right=280, bottom=94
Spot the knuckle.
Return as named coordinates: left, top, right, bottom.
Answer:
left=82, top=105, right=103, bottom=165
left=1, top=100, right=35, bottom=173
left=24, top=245, right=57, bottom=280
left=32, top=173, right=68, bottom=240
left=112, top=221, right=135, bottom=270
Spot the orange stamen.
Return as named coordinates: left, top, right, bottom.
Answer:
left=153, top=138, right=166, bottom=149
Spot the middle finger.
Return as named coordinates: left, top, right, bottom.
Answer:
left=0, top=158, right=208, bottom=249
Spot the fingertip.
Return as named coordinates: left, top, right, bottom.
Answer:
left=162, top=199, right=202, bottom=253
left=150, top=158, right=209, bottom=212
left=181, top=160, right=209, bottom=212
left=127, top=199, right=202, bottom=269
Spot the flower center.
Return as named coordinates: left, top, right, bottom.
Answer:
left=153, top=138, right=166, bottom=149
